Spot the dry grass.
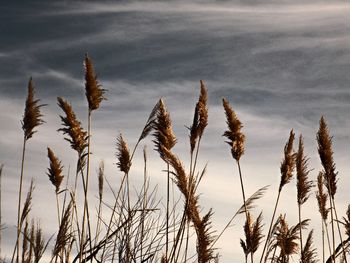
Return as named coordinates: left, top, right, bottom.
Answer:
left=3, top=56, right=350, bottom=263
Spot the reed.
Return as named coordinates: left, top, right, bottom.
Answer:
left=260, top=130, right=295, bottom=263
left=296, top=135, right=313, bottom=261
left=47, top=147, right=64, bottom=226
left=6, top=66, right=350, bottom=263
left=153, top=99, right=176, bottom=260
left=317, top=117, right=347, bottom=262
left=14, top=78, right=45, bottom=263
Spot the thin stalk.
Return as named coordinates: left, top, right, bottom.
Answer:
left=237, top=161, right=251, bottom=263
left=322, top=219, right=325, bottom=263
left=61, top=165, right=70, bottom=222
left=323, top=219, right=333, bottom=263
left=184, top=136, right=203, bottom=262
left=126, top=172, right=131, bottom=263
left=259, top=190, right=281, bottom=263
left=56, top=193, right=61, bottom=227
left=328, top=197, right=335, bottom=262
left=12, top=136, right=26, bottom=263
left=79, top=111, right=93, bottom=263
left=166, top=162, right=170, bottom=260
left=140, top=147, right=147, bottom=262
left=331, top=197, right=348, bottom=263
left=100, top=172, right=128, bottom=261
left=94, top=195, right=103, bottom=247
left=298, top=204, right=303, bottom=262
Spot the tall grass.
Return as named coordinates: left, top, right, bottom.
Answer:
left=3, top=56, right=350, bottom=263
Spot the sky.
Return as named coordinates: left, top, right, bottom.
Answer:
left=1, top=0, right=350, bottom=262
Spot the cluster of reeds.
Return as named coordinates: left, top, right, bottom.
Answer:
left=3, top=55, right=350, bottom=263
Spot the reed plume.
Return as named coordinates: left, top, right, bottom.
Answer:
left=343, top=205, right=350, bottom=238
left=52, top=201, right=72, bottom=262
left=57, top=97, right=88, bottom=160
left=316, top=173, right=329, bottom=221
left=20, top=181, right=34, bottom=228
left=240, top=212, right=264, bottom=262
left=47, top=147, right=64, bottom=194
left=279, top=130, right=295, bottom=191
left=47, top=147, right=65, bottom=228
left=274, top=214, right=309, bottom=262
left=296, top=135, right=313, bottom=261
left=33, top=222, right=50, bottom=263
left=84, top=54, right=106, bottom=112
left=116, top=133, right=131, bottom=174
left=22, top=78, right=45, bottom=141
left=317, top=117, right=337, bottom=198
left=222, top=98, right=245, bottom=161
left=301, top=230, right=318, bottom=263
left=296, top=135, right=312, bottom=206
left=153, top=99, right=177, bottom=159
left=189, top=80, right=208, bottom=154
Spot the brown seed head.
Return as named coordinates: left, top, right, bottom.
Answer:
left=301, top=230, right=317, bottom=263
left=343, top=205, right=350, bottom=238
left=222, top=98, right=245, bottom=161
left=47, top=147, right=64, bottom=193
left=52, top=201, right=73, bottom=257
left=57, top=97, right=88, bottom=158
left=84, top=54, right=106, bottom=111
left=296, top=135, right=313, bottom=205
left=22, top=78, right=45, bottom=141
left=153, top=99, right=176, bottom=160
left=317, top=116, right=337, bottom=198
left=116, top=133, right=131, bottom=174
left=316, top=172, right=329, bottom=221
left=279, top=130, right=296, bottom=191
left=275, top=214, right=307, bottom=257
left=189, top=80, right=208, bottom=153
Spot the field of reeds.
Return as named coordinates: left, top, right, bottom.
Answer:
left=1, top=55, right=350, bottom=263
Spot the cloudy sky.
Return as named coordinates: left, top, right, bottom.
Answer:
left=1, top=0, right=350, bottom=262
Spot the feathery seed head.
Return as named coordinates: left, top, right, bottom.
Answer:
left=57, top=97, right=88, bottom=158
left=222, top=98, right=245, bottom=161
left=22, top=78, right=45, bottom=141
left=279, top=130, right=296, bottom=191
left=153, top=99, right=176, bottom=160
left=317, top=116, right=337, bottom=198
left=84, top=54, right=106, bottom=111
left=189, top=81, right=208, bottom=153
left=275, top=214, right=305, bottom=257
left=296, top=135, right=313, bottom=205
left=301, top=230, right=317, bottom=263
left=198, top=80, right=208, bottom=137
left=47, top=147, right=64, bottom=193
left=116, top=133, right=131, bottom=174
left=316, top=172, right=329, bottom=221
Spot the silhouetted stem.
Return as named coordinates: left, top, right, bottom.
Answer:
left=12, top=136, right=26, bottom=263
left=259, top=190, right=281, bottom=263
